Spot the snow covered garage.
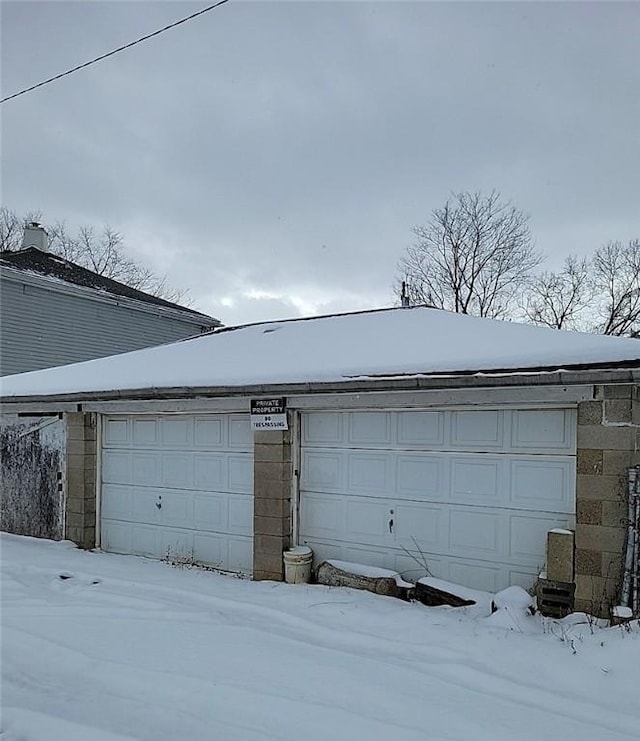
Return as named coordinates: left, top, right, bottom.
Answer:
left=1, top=306, right=640, bottom=615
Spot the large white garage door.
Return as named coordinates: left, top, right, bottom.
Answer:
left=101, top=414, right=253, bottom=573
left=300, top=408, right=576, bottom=592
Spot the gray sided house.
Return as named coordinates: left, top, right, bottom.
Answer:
left=0, top=227, right=219, bottom=376
left=1, top=306, right=639, bottom=618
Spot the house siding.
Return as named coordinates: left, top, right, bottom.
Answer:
left=0, top=275, right=212, bottom=375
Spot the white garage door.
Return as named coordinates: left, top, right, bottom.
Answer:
left=300, top=408, right=576, bottom=592
left=101, top=414, right=253, bottom=573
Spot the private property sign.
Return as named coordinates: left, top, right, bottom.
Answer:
left=250, top=398, right=288, bottom=431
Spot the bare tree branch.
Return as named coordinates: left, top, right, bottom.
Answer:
left=592, top=239, right=640, bottom=337
left=1, top=208, right=191, bottom=305
left=396, top=191, right=541, bottom=318
left=523, top=255, right=592, bottom=330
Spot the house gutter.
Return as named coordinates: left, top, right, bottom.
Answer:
left=1, top=366, right=639, bottom=412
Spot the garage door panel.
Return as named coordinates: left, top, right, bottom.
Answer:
left=348, top=453, right=391, bottom=494
left=102, top=414, right=253, bottom=574
left=130, top=488, right=163, bottom=525
left=229, top=415, right=252, bottom=449
left=132, top=418, right=158, bottom=445
left=397, top=455, right=445, bottom=499
left=228, top=455, right=253, bottom=493
left=300, top=493, right=346, bottom=540
left=345, top=498, right=392, bottom=543
left=451, top=458, right=502, bottom=502
left=303, top=412, right=344, bottom=446
left=194, top=454, right=226, bottom=489
left=301, top=450, right=343, bottom=492
left=397, top=411, right=445, bottom=447
left=451, top=410, right=504, bottom=449
left=161, top=453, right=193, bottom=488
left=101, top=484, right=132, bottom=520
left=104, top=418, right=129, bottom=445
left=132, top=453, right=160, bottom=486
left=511, top=409, right=575, bottom=452
left=102, top=451, right=132, bottom=484
left=509, top=513, right=573, bottom=562
left=394, top=502, right=441, bottom=549
left=449, top=560, right=501, bottom=593
left=161, top=417, right=192, bottom=446
left=510, top=459, right=573, bottom=511
left=348, top=412, right=392, bottom=446
left=448, top=509, right=501, bottom=557
left=228, top=496, right=253, bottom=535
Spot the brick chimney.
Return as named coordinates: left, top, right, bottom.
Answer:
left=22, top=222, right=48, bottom=251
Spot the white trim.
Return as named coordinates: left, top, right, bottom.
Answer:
left=82, top=398, right=251, bottom=414
left=290, top=410, right=301, bottom=547
left=95, top=414, right=103, bottom=549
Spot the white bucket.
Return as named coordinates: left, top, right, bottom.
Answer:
left=283, top=546, right=313, bottom=584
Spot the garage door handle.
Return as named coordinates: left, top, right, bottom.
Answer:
left=155, top=497, right=162, bottom=510
left=388, top=518, right=394, bottom=533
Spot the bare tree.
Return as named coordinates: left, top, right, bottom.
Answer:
left=397, top=191, right=541, bottom=318
left=523, top=255, right=592, bottom=330
left=1, top=207, right=189, bottom=305
left=592, top=239, right=640, bottom=337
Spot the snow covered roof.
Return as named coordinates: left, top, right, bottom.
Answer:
left=2, top=306, right=640, bottom=399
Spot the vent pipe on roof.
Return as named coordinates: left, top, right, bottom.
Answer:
left=400, top=281, right=410, bottom=308
left=22, top=222, right=48, bottom=251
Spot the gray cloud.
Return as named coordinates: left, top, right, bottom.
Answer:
left=2, top=1, right=638, bottom=323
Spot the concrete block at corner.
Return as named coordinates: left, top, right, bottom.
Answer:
left=253, top=429, right=291, bottom=446
left=575, top=548, right=602, bottom=578
left=575, top=523, right=625, bottom=553
left=253, top=460, right=290, bottom=482
left=601, top=499, right=628, bottom=527
left=575, top=573, right=618, bottom=608
left=254, top=443, right=291, bottom=463
left=254, top=477, right=290, bottom=501
left=576, top=500, right=602, bottom=526
left=254, top=496, right=290, bottom=518
left=576, top=450, right=603, bottom=475
left=253, top=553, right=286, bottom=579
left=576, top=473, right=624, bottom=501
left=602, top=449, right=633, bottom=476
left=604, top=399, right=632, bottom=424
left=577, top=401, right=602, bottom=426
left=577, top=425, right=634, bottom=451
left=546, top=530, right=574, bottom=582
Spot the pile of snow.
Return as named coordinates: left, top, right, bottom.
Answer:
left=2, top=306, right=640, bottom=398
left=2, top=534, right=640, bottom=741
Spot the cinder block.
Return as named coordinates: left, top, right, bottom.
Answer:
left=575, top=574, right=618, bottom=616
left=602, top=450, right=633, bottom=476
left=536, top=577, right=575, bottom=618
left=254, top=444, right=291, bottom=463
left=577, top=425, right=634, bottom=451
left=254, top=460, right=290, bottom=482
left=577, top=401, right=602, bottom=426
left=575, top=548, right=602, bottom=577
left=577, top=450, right=603, bottom=475
left=254, top=477, right=289, bottom=501
left=576, top=500, right=602, bottom=526
left=253, top=553, right=286, bottom=579
left=576, top=473, right=623, bottom=501
left=254, top=533, right=288, bottom=556
left=575, top=523, right=626, bottom=554
left=254, top=515, right=290, bottom=537
left=254, top=497, right=290, bottom=518
left=546, top=530, right=575, bottom=582
left=604, top=399, right=632, bottom=424
left=601, top=500, right=627, bottom=527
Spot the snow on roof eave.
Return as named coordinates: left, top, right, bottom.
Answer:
left=3, top=362, right=640, bottom=406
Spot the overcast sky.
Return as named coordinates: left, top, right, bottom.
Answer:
left=2, top=1, right=639, bottom=325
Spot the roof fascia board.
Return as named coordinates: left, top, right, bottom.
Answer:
left=0, top=264, right=218, bottom=326
left=2, top=368, right=638, bottom=409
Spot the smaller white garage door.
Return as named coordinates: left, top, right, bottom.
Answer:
left=101, top=414, right=253, bottom=573
left=300, top=408, right=576, bottom=593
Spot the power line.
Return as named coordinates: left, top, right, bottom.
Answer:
left=1, top=0, right=231, bottom=104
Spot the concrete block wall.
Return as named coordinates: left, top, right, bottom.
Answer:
left=252, top=427, right=292, bottom=580
left=65, top=412, right=97, bottom=549
left=575, top=384, right=639, bottom=615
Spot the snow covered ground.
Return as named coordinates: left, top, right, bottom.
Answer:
left=1, top=535, right=639, bottom=741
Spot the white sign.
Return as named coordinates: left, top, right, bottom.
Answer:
left=250, top=398, right=288, bottom=431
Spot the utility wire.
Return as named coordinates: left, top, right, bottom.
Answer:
left=1, top=0, right=231, bottom=104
